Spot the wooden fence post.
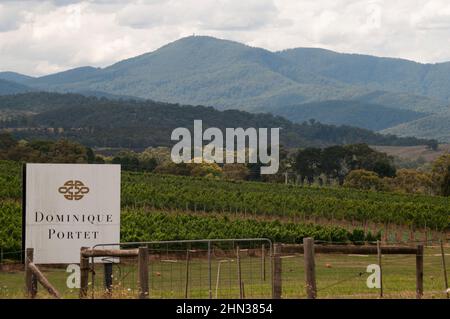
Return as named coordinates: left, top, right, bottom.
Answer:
left=138, top=246, right=149, bottom=299
left=416, top=244, right=424, bottom=299
left=79, top=247, right=89, bottom=299
left=440, top=240, right=449, bottom=299
left=304, top=237, right=317, bottom=299
left=25, top=248, right=37, bottom=298
left=184, top=249, right=190, bottom=299
left=261, top=244, right=266, bottom=282
left=237, top=245, right=243, bottom=299
left=28, top=263, right=61, bottom=299
left=104, top=263, right=113, bottom=296
left=272, top=244, right=282, bottom=299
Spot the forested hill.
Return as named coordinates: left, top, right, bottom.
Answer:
left=0, top=92, right=436, bottom=149
left=0, top=79, right=33, bottom=95
left=2, top=36, right=450, bottom=141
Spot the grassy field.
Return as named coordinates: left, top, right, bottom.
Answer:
left=1, top=246, right=449, bottom=299
left=372, top=144, right=450, bottom=162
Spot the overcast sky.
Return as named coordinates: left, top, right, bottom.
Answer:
left=1, top=0, right=450, bottom=76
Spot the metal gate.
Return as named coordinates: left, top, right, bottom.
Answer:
left=88, top=238, right=273, bottom=299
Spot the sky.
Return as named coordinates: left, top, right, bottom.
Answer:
left=1, top=0, right=450, bottom=76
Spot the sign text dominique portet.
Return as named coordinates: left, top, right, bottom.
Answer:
left=24, top=164, right=120, bottom=264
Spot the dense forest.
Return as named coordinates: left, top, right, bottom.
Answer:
left=0, top=92, right=437, bottom=149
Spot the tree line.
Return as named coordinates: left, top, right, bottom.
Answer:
left=1, top=132, right=448, bottom=197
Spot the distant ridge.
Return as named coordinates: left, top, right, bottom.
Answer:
left=0, top=92, right=436, bottom=149
left=1, top=36, right=450, bottom=141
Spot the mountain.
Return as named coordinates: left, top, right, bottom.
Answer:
left=0, top=92, right=435, bottom=149
left=0, top=71, right=35, bottom=84
left=22, top=36, right=358, bottom=109
left=264, top=100, right=428, bottom=131
left=29, top=66, right=100, bottom=88
left=277, top=47, right=450, bottom=104
left=0, top=79, right=33, bottom=95
left=382, top=111, right=450, bottom=142
left=1, top=36, right=450, bottom=141
left=350, top=90, right=450, bottom=114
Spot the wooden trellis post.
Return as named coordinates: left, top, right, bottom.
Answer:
left=138, top=246, right=149, bottom=299
left=272, top=244, right=282, bottom=299
left=304, top=238, right=317, bottom=299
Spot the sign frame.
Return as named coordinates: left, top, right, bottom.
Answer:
left=22, top=163, right=121, bottom=264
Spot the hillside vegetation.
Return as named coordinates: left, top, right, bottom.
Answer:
left=263, top=100, right=427, bottom=131
left=382, top=112, right=450, bottom=142
left=0, top=92, right=435, bottom=148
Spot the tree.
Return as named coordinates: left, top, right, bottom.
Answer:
left=154, top=162, right=192, bottom=176
left=321, top=145, right=349, bottom=184
left=344, top=144, right=396, bottom=177
left=139, top=147, right=171, bottom=166
left=294, top=148, right=322, bottom=185
left=431, top=154, right=450, bottom=195
left=441, top=165, right=450, bottom=197
left=344, top=169, right=386, bottom=191
left=426, top=140, right=439, bottom=151
left=112, top=152, right=140, bottom=171
left=189, top=163, right=222, bottom=178
left=223, top=164, right=249, bottom=181
left=390, top=169, right=434, bottom=194
left=0, top=133, right=17, bottom=151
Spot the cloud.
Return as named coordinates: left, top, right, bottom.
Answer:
left=2, top=0, right=450, bottom=76
left=0, top=4, right=26, bottom=32
left=115, top=0, right=278, bottom=31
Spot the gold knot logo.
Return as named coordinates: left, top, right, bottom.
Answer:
left=58, top=180, right=90, bottom=200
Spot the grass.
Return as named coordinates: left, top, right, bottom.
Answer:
left=1, top=246, right=449, bottom=299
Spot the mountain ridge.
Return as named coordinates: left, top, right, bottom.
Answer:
left=1, top=36, right=450, bottom=141
left=0, top=92, right=436, bottom=149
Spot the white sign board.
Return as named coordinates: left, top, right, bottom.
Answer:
left=24, top=164, right=121, bottom=264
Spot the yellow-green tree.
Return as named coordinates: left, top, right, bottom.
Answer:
left=390, top=169, right=433, bottom=194
left=431, top=154, right=450, bottom=196
left=344, top=169, right=386, bottom=191
left=189, top=163, right=222, bottom=178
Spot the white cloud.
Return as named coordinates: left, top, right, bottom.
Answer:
left=0, top=3, right=27, bottom=32
left=115, top=0, right=277, bottom=31
left=1, top=0, right=450, bottom=76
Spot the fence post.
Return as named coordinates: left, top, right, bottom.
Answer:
left=416, top=244, right=424, bottom=299
left=261, top=244, right=266, bottom=282
left=208, top=241, right=212, bottom=299
left=25, top=248, right=37, bottom=298
left=79, top=247, right=89, bottom=299
left=104, top=263, right=113, bottom=295
left=272, top=243, right=282, bottom=299
left=138, top=246, right=149, bottom=299
left=28, top=262, right=61, bottom=299
left=237, top=245, right=243, bottom=299
left=304, top=237, right=317, bottom=299
left=184, top=249, right=190, bottom=299
left=440, top=240, right=449, bottom=299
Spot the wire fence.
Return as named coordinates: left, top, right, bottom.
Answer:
left=1, top=239, right=449, bottom=299
left=88, top=239, right=273, bottom=299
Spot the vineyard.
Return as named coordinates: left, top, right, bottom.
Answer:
left=121, top=172, right=450, bottom=230
left=0, top=160, right=449, bottom=256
